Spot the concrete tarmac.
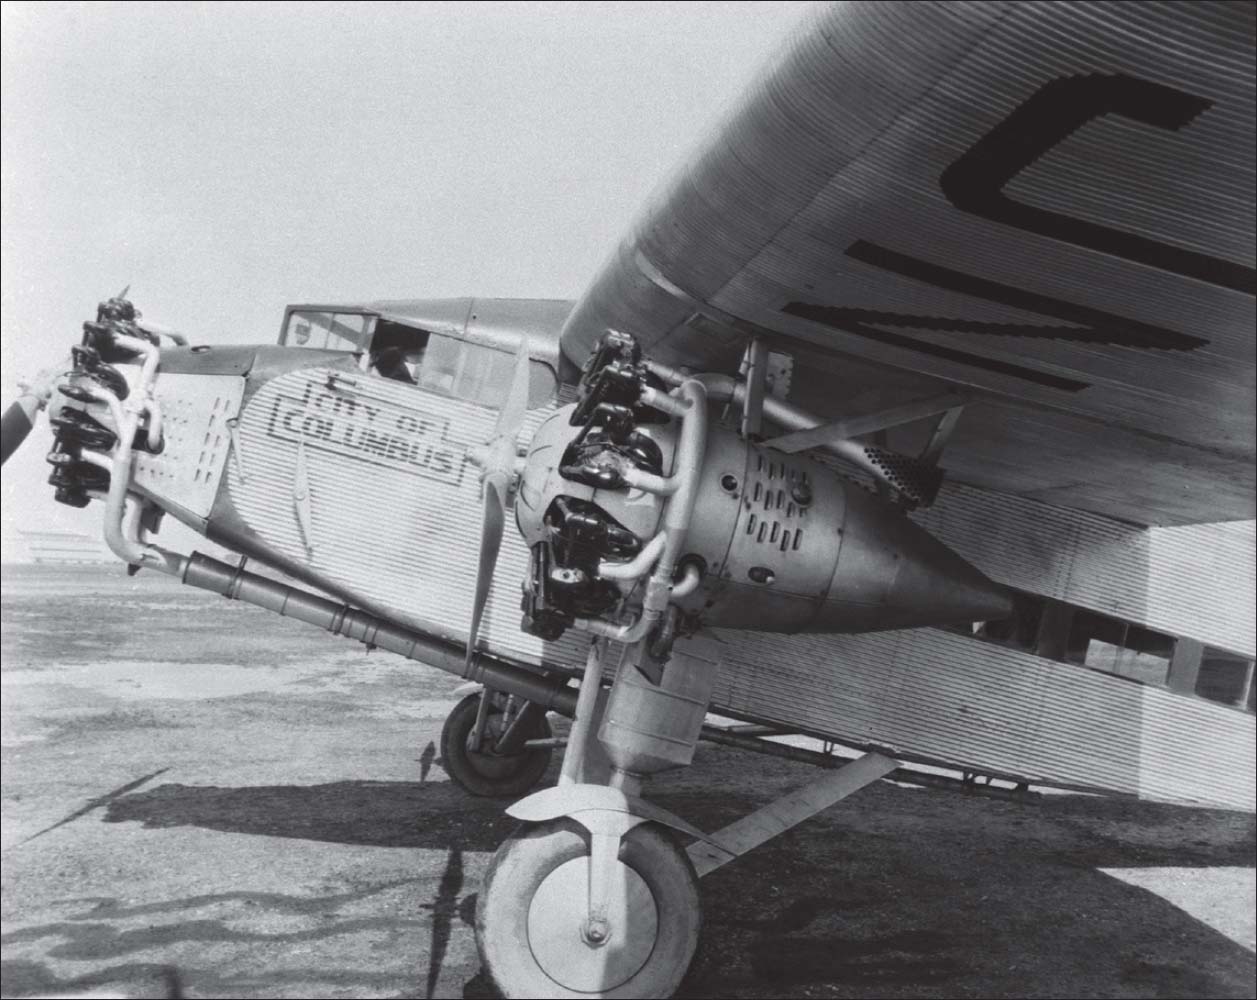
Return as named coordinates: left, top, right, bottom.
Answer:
left=2, top=564, right=1254, bottom=999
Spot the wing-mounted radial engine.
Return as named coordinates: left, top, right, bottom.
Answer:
left=471, top=329, right=1015, bottom=998
left=514, top=330, right=1012, bottom=658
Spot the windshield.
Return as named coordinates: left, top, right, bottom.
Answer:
left=282, top=310, right=376, bottom=352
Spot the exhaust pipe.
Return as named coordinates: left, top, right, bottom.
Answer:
left=181, top=552, right=578, bottom=716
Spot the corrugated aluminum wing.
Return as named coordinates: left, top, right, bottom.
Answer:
left=559, top=1, right=1256, bottom=526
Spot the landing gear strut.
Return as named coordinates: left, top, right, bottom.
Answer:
left=470, top=334, right=903, bottom=997
left=471, top=636, right=902, bottom=998
left=440, top=690, right=553, bottom=798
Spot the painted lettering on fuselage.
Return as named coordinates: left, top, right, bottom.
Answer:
left=265, top=378, right=467, bottom=487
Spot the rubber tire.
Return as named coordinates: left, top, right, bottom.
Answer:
left=439, top=692, right=553, bottom=798
left=476, top=818, right=701, bottom=999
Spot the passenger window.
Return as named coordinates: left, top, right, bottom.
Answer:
left=1066, top=610, right=1173, bottom=685
left=1195, top=648, right=1256, bottom=712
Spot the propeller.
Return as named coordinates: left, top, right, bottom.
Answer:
left=464, top=341, right=533, bottom=668
left=1, top=362, right=68, bottom=467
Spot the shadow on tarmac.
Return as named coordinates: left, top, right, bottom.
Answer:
left=3, top=774, right=1253, bottom=999
left=101, top=779, right=519, bottom=852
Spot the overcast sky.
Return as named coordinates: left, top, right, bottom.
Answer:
left=0, top=0, right=815, bottom=555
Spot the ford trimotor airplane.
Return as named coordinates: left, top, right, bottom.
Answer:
left=2, top=3, right=1253, bottom=997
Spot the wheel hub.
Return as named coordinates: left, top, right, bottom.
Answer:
left=527, top=856, right=659, bottom=992
left=581, top=915, right=610, bottom=946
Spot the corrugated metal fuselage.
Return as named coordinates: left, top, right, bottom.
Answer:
left=118, top=298, right=1254, bottom=810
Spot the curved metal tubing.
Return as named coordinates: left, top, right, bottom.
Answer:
left=576, top=378, right=708, bottom=644
left=598, top=532, right=666, bottom=582
left=647, top=362, right=912, bottom=490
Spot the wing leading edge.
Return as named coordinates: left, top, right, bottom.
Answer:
left=560, top=1, right=1256, bottom=526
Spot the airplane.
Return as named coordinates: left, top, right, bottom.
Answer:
left=1, top=2, right=1254, bottom=997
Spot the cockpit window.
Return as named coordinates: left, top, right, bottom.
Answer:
left=370, top=319, right=556, bottom=408
left=283, top=310, right=376, bottom=352
left=278, top=308, right=557, bottom=408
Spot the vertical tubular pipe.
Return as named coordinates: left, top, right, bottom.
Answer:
left=559, top=639, right=610, bottom=785
left=468, top=684, right=494, bottom=753
left=573, top=379, right=708, bottom=644
left=740, top=338, right=768, bottom=439
left=90, top=335, right=183, bottom=574
left=99, top=392, right=184, bottom=575
left=653, top=379, right=707, bottom=586
left=573, top=379, right=708, bottom=643
left=144, top=398, right=164, bottom=451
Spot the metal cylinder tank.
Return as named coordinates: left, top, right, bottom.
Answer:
left=597, top=639, right=721, bottom=777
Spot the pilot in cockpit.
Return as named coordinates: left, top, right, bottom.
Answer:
left=371, top=327, right=428, bottom=385
left=373, top=345, right=417, bottom=384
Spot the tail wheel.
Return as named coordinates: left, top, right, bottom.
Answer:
left=439, top=692, right=553, bottom=797
left=476, top=818, right=701, bottom=999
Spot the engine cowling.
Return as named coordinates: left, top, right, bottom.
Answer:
left=515, top=398, right=1012, bottom=641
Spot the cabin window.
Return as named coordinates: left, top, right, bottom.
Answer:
left=943, top=589, right=1253, bottom=710
left=1065, top=610, right=1173, bottom=685
left=1195, top=647, right=1256, bottom=712
left=283, top=310, right=375, bottom=352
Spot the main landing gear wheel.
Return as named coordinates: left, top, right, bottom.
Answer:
left=440, top=691, right=553, bottom=797
left=476, top=818, right=701, bottom=999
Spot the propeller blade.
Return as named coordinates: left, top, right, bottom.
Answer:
left=463, top=340, right=532, bottom=667
left=465, top=471, right=509, bottom=668
left=1, top=399, right=37, bottom=466
left=494, top=339, right=531, bottom=440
